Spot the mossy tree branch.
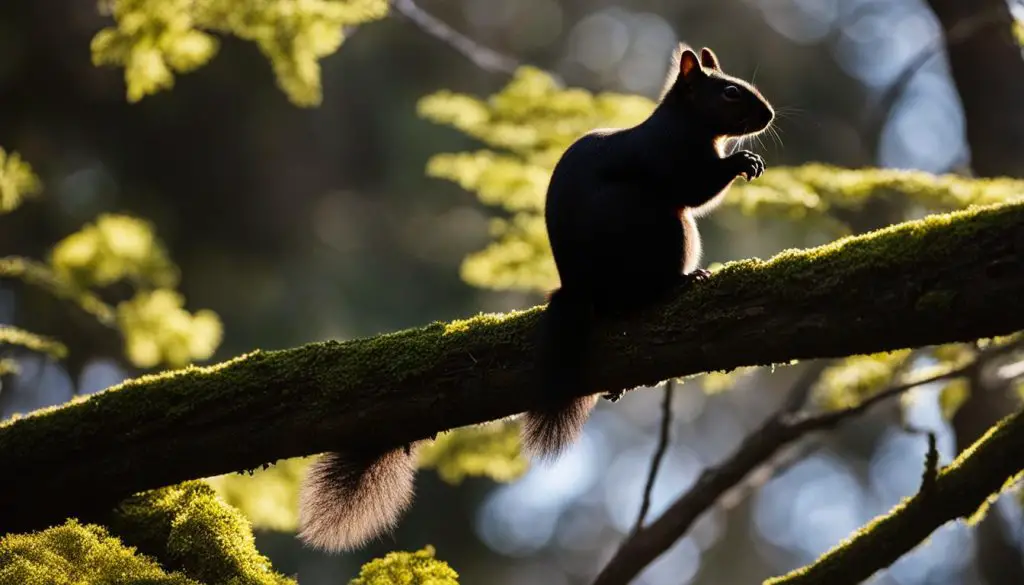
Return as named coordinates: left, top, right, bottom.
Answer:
left=2, top=202, right=1024, bottom=534
left=765, top=402, right=1024, bottom=585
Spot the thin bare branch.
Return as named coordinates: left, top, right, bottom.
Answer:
left=632, top=380, right=675, bottom=534
left=389, top=0, right=523, bottom=76
left=592, top=338, right=1021, bottom=585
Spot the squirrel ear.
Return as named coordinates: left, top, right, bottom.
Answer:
left=678, top=48, right=703, bottom=80
left=700, top=47, right=721, bottom=70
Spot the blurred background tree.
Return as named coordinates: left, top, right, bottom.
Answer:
left=2, top=0, right=1024, bottom=584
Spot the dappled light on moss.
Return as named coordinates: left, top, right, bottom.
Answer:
left=0, top=147, right=42, bottom=214
left=92, top=0, right=389, bottom=106
left=418, top=420, right=529, bottom=484
left=443, top=310, right=524, bottom=336
left=349, top=545, right=459, bottom=585
left=110, top=481, right=295, bottom=585
left=206, top=457, right=313, bottom=532
left=0, top=520, right=197, bottom=585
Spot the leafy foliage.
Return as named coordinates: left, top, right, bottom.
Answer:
left=91, top=0, right=389, bottom=106
left=50, top=213, right=178, bottom=290
left=348, top=545, right=459, bottom=585
left=205, top=457, right=313, bottom=533
left=418, top=67, right=1024, bottom=293
left=812, top=351, right=912, bottom=411
left=117, top=289, right=222, bottom=368
left=0, top=148, right=42, bottom=214
left=418, top=420, right=529, bottom=485
left=42, top=213, right=222, bottom=369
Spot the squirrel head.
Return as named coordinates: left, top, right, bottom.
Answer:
left=659, top=44, right=774, bottom=139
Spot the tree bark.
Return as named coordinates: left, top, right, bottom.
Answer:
left=924, top=2, right=1024, bottom=579
left=1, top=202, right=1024, bottom=534
left=926, top=0, right=1024, bottom=178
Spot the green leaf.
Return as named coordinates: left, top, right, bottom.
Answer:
left=49, top=213, right=179, bottom=290
left=92, top=0, right=390, bottom=106
left=116, top=289, right=223, bottom=369
left=813, top=350, right=912, bottom=411
left=0, top=148, right=42, bottom=214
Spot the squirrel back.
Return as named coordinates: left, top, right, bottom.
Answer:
left=523, top=45, right=774, bottom=460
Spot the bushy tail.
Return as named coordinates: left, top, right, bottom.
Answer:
left=297, top=444, right=419, bottom=552
left=522, top=288, right=600, bottom=460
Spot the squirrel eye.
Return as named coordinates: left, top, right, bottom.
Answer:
left=722, top=85, right=742, bottom=101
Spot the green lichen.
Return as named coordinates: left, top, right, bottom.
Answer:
left=0, top=520, right=198, bottom=585
left=348, top=545, right=458, bottom=585
left=109, top=481, right=295, bottom=585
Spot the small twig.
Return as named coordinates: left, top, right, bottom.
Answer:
left=389, top=0, right=524, bottom=76
left=592, top=341, right=1020, bottom=585
left=920, top=431, right=940, bottom=492
left=781, top=359, right=835, bottom=413
left=633, top=379, right=675, bottom=534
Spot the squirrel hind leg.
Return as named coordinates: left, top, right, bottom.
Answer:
left=297, top=445, right=418, bottom=552
left=521, top=395, right=600, bottom=460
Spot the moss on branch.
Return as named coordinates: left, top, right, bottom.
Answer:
left=764, top=406, right=1024, bottom=585
left=0, top=482, right=294, bottom=585
left=2, top=202, right=1024, bottom=533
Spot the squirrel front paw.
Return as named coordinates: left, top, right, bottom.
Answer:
left=728, top=150, right=765, bottom=181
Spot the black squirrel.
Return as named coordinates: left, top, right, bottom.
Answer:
left=522, top=45, right=775, bottom=459
left=295, top=44, right=774, bottom=553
